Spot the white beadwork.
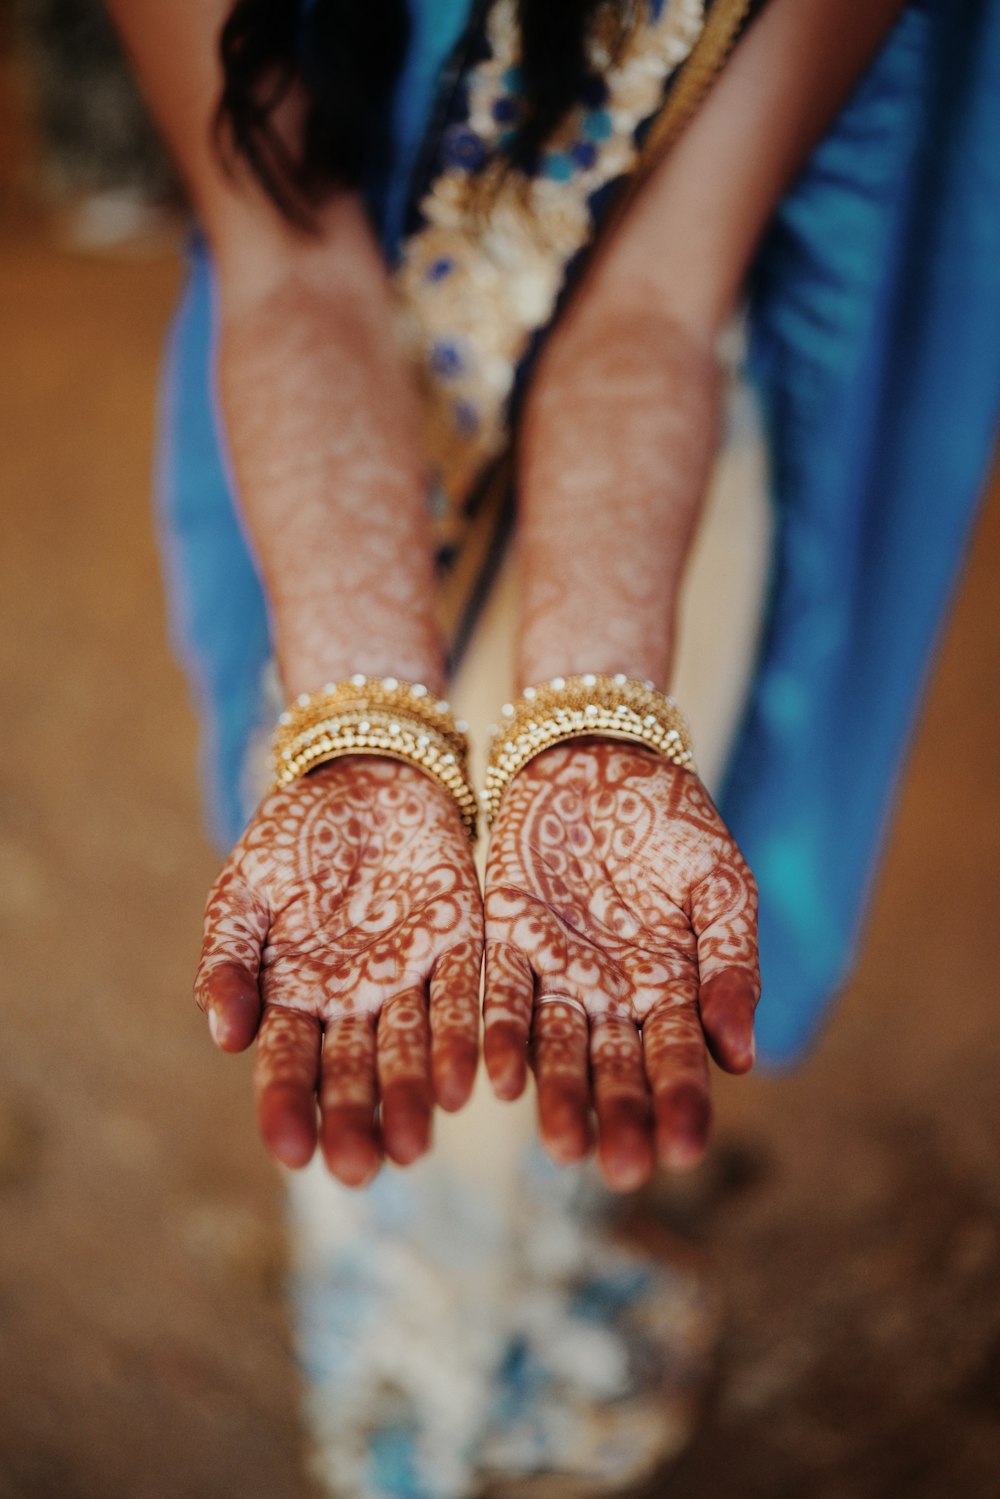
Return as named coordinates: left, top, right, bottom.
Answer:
left=395, top=0, right=706, bottom=512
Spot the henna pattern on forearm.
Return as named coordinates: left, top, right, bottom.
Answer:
left=217, top=217, right=447, bottom=698
left=517, top=308, right=720, bottom=690
left=196, top=757, right=483, bottom=1181
left=483, top=741, right=759, bottom=1186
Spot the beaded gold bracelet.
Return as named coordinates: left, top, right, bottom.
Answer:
left=483, top=673, right=696, bottom=828
left=271, top=676, right=479, bottom=842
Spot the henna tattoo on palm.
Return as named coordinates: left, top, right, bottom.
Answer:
left=483, top=741, right=759, bottom=1191
left=195, top=758, right=483, bottom=1185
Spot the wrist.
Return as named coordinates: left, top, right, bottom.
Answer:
left=484, top=673, right=695, bottom=827
left=271, top=675, right=478, bottom=842
left=515, top=642, right=675, bottom=696
left=274, top=627, right=447, bottom=702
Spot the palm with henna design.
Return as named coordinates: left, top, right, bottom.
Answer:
left=195, top=757, right=483, bottom=1187
left=484, top=741, right=759, bottom=1192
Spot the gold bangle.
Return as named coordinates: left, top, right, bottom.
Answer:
left=483, top=673, right=696, bottom=828
left=271, top=676, right=479, bottom=843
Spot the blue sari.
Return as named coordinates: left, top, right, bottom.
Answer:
left=157, top=0, right=1000, bottom=1066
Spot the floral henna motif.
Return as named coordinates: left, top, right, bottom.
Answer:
left=195, top=757, right=484, bottom=1184
left=483, top=740, right=759, bottom=1189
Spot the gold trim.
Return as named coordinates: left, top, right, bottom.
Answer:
left=271, top=677, right=480, bottom=841
left=483, top=673, right=696, bottom=827
left=599, top=0, right=753, bottom=237
left=640, top=0, right=753, bottom=168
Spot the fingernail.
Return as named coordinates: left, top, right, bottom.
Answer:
left=208, top=1007, right=221, bottom=1046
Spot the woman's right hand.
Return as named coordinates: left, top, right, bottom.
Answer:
left=194, top=757, right=483, bottom=1187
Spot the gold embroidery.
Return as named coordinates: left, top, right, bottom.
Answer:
left=394, top=0, right=706, bottom=511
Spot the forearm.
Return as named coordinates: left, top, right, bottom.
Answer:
left=216, top=199, right=446, bottom=698
left=516, top=302, right=719, bottom=691
left=105, top=1, right=445, bottom=699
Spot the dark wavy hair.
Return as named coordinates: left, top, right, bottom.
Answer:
left=216, top=0, right=634, bottom=224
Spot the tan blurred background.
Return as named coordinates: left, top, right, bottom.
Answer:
left=2, top=5, right=999, bottom=1497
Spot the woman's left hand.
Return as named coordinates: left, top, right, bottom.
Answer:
left=483, top=740, right=760, bottom=1192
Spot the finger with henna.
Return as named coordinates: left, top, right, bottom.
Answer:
left=319, top=1011, right=381, bottom=1188
left=690, top=852, right=760, bottom=1074
left=531, top=997, right=592, bottom=1166
left=590, top=1013, right=654, bottom=1192
left=254, top=1005, right=322, bottom=1168
left=642, top=1004, right=712, bottom=1170
left=482, top=939, right=535, bottom=1102
left=377, top=985, right=434, bottom=1166
left=428, top=938, right=482, bottom=1112
left=194, top=872, right=268, bottom=1052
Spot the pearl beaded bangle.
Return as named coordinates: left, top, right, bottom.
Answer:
left=483, top=673, right=696, bottom=828
left=271, top=676, right=479, bottom=842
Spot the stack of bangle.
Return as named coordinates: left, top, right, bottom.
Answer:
left=483, top=672, right=696, bottom=828
left=271, top=675, right=479, bottom=842
left=270, top=672, right=693, bottom=842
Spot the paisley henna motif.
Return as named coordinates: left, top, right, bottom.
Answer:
left=195, top=757, right=483, bottom=1184
left=483, top=741, right=759, bottom=1190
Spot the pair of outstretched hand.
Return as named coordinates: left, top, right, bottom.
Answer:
left=195, top=741, right=759, bottom=1193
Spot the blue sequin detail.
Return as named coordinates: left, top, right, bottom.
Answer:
left=431, top=340, right=465, bottom=378
left=569, top=1266, right=655, bottom=1323
left=367, top=1426, right=422, bottom=1499
left=582, top=109, right=613, bottom=142
left=491, top=1337, right=545, bottom=1425
left=442, top=123, right=489, bottom=172
left=503, top=65, right=524, bottom=91
left=580, top=74, right=610, bottom=109
left=570, top=140, right=598, bottom=170
left=453, top=399, right=480, bottom=435
left=427, top=256, right=455, bottom=282
left=543, top=152, right=574, bottom=182
left=492, top=95, right=517, bottom=124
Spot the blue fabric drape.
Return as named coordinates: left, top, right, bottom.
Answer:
left=157, top=244, right=272, bottom=847
left=722, top=0, right=1000, bottom=1061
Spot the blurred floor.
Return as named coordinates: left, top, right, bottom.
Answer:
left=1, top=185, right=999, bottom=1499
